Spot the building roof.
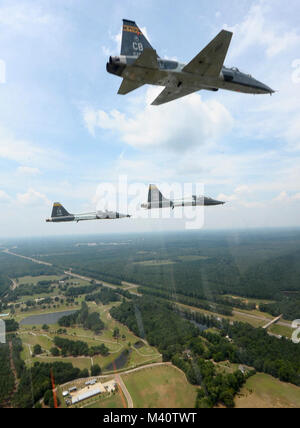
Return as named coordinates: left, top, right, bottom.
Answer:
left=70, top=381, right=117, bottom=405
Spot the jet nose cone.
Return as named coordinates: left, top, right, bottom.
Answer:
left=212, top=199, right=225, bottom=205
left=208, top=199, right=225, bottom=206
left=260, top=81, right=275, bottom=94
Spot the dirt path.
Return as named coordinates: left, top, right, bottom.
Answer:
left=115, top=373, right=133, bottom=408
left=10, top=278, right=18, bottom=291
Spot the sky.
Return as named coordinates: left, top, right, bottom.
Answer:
left=0, top=0, right=300, bottom=238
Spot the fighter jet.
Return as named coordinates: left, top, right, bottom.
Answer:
left=46, top=203, right=130, bottom=223
left=107, top=19, right=274, bottom=105
left=141, top=185, right=225, bottom=210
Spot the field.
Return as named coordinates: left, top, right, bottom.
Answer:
left=176, top=302, right=272, bottom=329
left=17, top=300, right=161, bottom=373
left=235, top=373, right=300, bottom=408
left=82, top=392, right=124, bottom=408
left=123, top=365, right=198, bottom=408
left=133, top=260, right=175, bottom=266
left=269, top=324, right=294, bottom=339
left=15, top=275, right=64, bottom=286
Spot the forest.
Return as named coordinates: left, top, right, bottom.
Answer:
left=53, top=337, right=109, bottom=357
left=13, top=361, right=89, bottom=408
left=260, top=298, right=300, bottom=320
left=110, top=297, right=199, bottom=360
left=110, top=296, right=300, bottom=406
left=13, top=230, right=300, bottom=304
left=0, top=343, right=15, bottom=407
left=85, top=288, right=121, bottom=305
left=58, top=301, right=105, bottom=334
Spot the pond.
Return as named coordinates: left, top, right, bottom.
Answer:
left=134, top=340, right=145, bottom=349
left=20, top=310, right=77, bottom=326
left=105, top=349, right=132, bottom=372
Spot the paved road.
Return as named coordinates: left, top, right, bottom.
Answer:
left=115, top=373, right=133, bottom=408
left=233, top=310, right=292, bottom=328
left=3, top=249, right=53, bottom=266
left=61, top=362, right=173, bottom=388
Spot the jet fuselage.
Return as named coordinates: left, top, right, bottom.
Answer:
left=46, top=210, right=130, bottom=223
left=141, top=196, right=225, bottom=210
left=107, top=55, right=274, bottom=96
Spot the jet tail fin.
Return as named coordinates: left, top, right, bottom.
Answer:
left=148, top=184, right=170, bottom=204
left=121, top=19, right=157, bottom=57
left=51, top=203, right=71, bottom=218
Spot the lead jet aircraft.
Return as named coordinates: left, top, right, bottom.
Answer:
left=46, top=203, right=130, bottom=223
left=141, top=185, right=225, bottom=210
left=107, top=19, right=274, bottom=105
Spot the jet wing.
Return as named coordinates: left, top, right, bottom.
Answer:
left=151, top=86, right=198, bottom=106
left=182, top=30, right=233, bottom=78
left=134, top=48, right=159, bottom=69
left=118, top=79, right=145, bottom=95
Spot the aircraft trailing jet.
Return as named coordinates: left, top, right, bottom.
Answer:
left=107, top=19, right=274, bottom=105
left=46, top=203, right=130, bottom=223
left=141, top=185, right=225, bottom=210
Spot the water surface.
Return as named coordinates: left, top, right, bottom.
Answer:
left=20, top=310, right=77, bottom=325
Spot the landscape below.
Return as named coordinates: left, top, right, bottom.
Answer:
left=0, top=229, right=299, bottom=408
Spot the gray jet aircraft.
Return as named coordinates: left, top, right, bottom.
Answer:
left=46, top=203, right=130, bottom=223
left=107, top=19, right=274, bottom=105
left=141, top=185, right=225, bottom=210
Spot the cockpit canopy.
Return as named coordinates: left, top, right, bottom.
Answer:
left=224, top=66, right=252, bottom=78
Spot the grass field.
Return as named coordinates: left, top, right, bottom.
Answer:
left=19, top=301, right=161, bottom=373
left=235, top=373, right=300, bottom=408
left=33, top=355, right=92, bottom=370
left=178, top=255, right=210, bottom=262
left=133, top=260, right=175, bottom=266
left=83, top=392, right=124, bottom=408
left=123, top=365, right=198, bottom=408
left=269, top=324, right=293, bottom=339
left=15, top=275, right=63, bottom=285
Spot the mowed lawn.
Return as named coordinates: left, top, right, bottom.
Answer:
left=83, top=392, right=125, bottom=409
left=235, top=373, right=300, bottom=408
left=123, top=365, right=198, bottom=408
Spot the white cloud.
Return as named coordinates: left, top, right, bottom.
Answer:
left=17, top=166, right=41, bottom=176
left=0, top=126, right=64, bottom=168
left=273, top=191, right=300, bottom=203
left=0, top=1, right=68, bottom=45
left=225, top=1, right=300, bottom=59
left=217, top=193, right=238, bottom=202
left=84, top=87, right=234, bottom=152
left=234, top=185, right=252, bottom=194
left=17, top=188, right=50, bottom=206
left=0, top=189, right=10, bottom=203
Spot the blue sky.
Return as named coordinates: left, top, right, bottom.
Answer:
left=0, top=0, right=300, bottom=238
